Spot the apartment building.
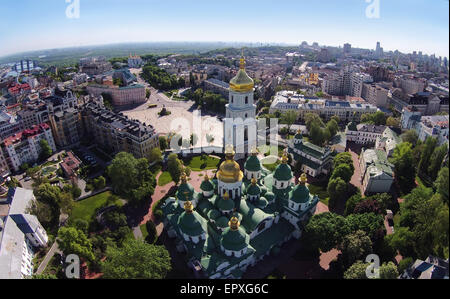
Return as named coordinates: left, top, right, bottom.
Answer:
left=81, top=101, right=159, bottom=160
left=362, top=83, right=389, bottom=108
left=0, top=109, right=24, bottom=139
left=346, top=122, right=386, bottom=145
left=86, top=83, right=146, bottom=106
left=399, top=77, right=426, bottom=95
left=0, top=188, right=48, bottom=279
left=1, top=123, right=56, bottom=172
left=270, top=91, right=378, bottom=122
left=49, top=108, right=83, bottom=148
left=79, top=56, right=112, bottom=76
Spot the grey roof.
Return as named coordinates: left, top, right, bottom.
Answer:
left=0, top=188, right=38, bottom=279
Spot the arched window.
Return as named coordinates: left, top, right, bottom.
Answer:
left=245, top=96, right=248, bottom=104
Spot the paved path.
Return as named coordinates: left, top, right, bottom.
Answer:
left=132, top=226, right=143, bottom=239
left=348, top=148, right=364, bottom=196
left=36, top=242, right=61, bottom=275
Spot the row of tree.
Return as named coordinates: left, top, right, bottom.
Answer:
left=141, top=64, right=185, bottom=91
left=186, top=88, right=227, bottom=114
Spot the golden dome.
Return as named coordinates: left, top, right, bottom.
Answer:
left=217, top=145, right=244, bottom=183
left=299, top=173, right=308, bottom=185
left=229, top=53, right=254, bottom=93
left=228, top=216, right=240, bottom=230
left=184, top=201, right=194, bottom=213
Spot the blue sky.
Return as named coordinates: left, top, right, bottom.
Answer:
left=0, top=0, right=448, bottom=58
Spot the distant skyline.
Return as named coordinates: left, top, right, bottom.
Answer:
left=0, top=0, right=448, bottom=58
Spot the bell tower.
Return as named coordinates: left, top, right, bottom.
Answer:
left=224, top=52, right=257, bottom=160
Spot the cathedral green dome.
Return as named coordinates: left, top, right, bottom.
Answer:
left=177, top=202, right=205, bottom=236
left=217, top=192, right=235, bottom=211
left=216, top=216, right=229, bottom=228
left=246, top=178, right=261, bottom=196
left=220, top=217, right=249, bottom=252
left=294, top=130, right=303, bottom=140
left=176, top=173, right=194, bottom=201
left=244, top=155, right=261, bottom=172
left=273, top=154, right=293, bottom=182
left=200, top=175, right=214, bottom=192
left=207, top=209, right=221, bottom=220
left=290, top=174, right=311, bottom=204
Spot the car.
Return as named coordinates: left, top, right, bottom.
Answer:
left=24, top=177, right=31, bottom=182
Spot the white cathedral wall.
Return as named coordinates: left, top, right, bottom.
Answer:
left=245, top=170, right=261, bottom=180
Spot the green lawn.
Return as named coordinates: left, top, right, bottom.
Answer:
left=308, top=183, right=330, bottom=206
left=262, top=162, right=280, bottom=172
left=70, top=191, right=123, bottom=223
left=158, top=171, right=173, bottom=186
left=184, top=156, right=220, bottom=171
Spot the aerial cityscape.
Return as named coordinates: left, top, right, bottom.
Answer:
left=0, top=0, right=448, bottom=285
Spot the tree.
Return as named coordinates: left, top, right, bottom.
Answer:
left=379, top=262, right=399, bottom=279
left=330, top=164, right=353, bottom=183
left=343, top=261, right=369, bottom=279
left=281, top=110, right=298, bottom=133
left=435, top=167, right=449, bottom=204
left=72, top=219, right=89, bottom=234
left=148, top=148, right=162, bottom=164
left=35, top=183, right=62, bottom=207
left=397, top=257, right=414, bottom=274
left=107, top=152, right=155, bottom=204
left=395, top=186, right=449, bottom=259
left=93, top=176, right=106, bottom=190
left=391, top=142, right=416, bottom=194
left=303, top=212, right=350, bottom=252
left=326, top=119, right=339, bottom=138
left=340, top=230, right=372, bottom=267
left=167, top=153, right=183, bottom=184
left=101, top=239, right=171, bottom=279
left=20, top=163, right=30, bottom=172
left=159, top=136, right=168, bottom=151
left=369, top=193, right=399, bottom=214
left=333, top=152, right=355, bottom=174
left=386, top=117, right=400, bottom=128
left=344, top=194, right=364, bottom=216
left=107, top=152, right=139, bottom=195
left=417, top=137, right=438, bottom=178
left=57, top=227, right=95, bottom=262
left=428, top=144, right=447, bottom=181
left=309, top=122, right=324, bottom=146
left=353, top=199, right=383, bottom=215
left=327, top=177, right=348, bottom=210
left=26, top=200, right=53, bottom=227
left=39, top=139, right=53, bottom=160
left=59, top=192, right=74, bottom=215
left=401, top=130, right=419, bottom=147
left=345, top=213, right=385, bottom=240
